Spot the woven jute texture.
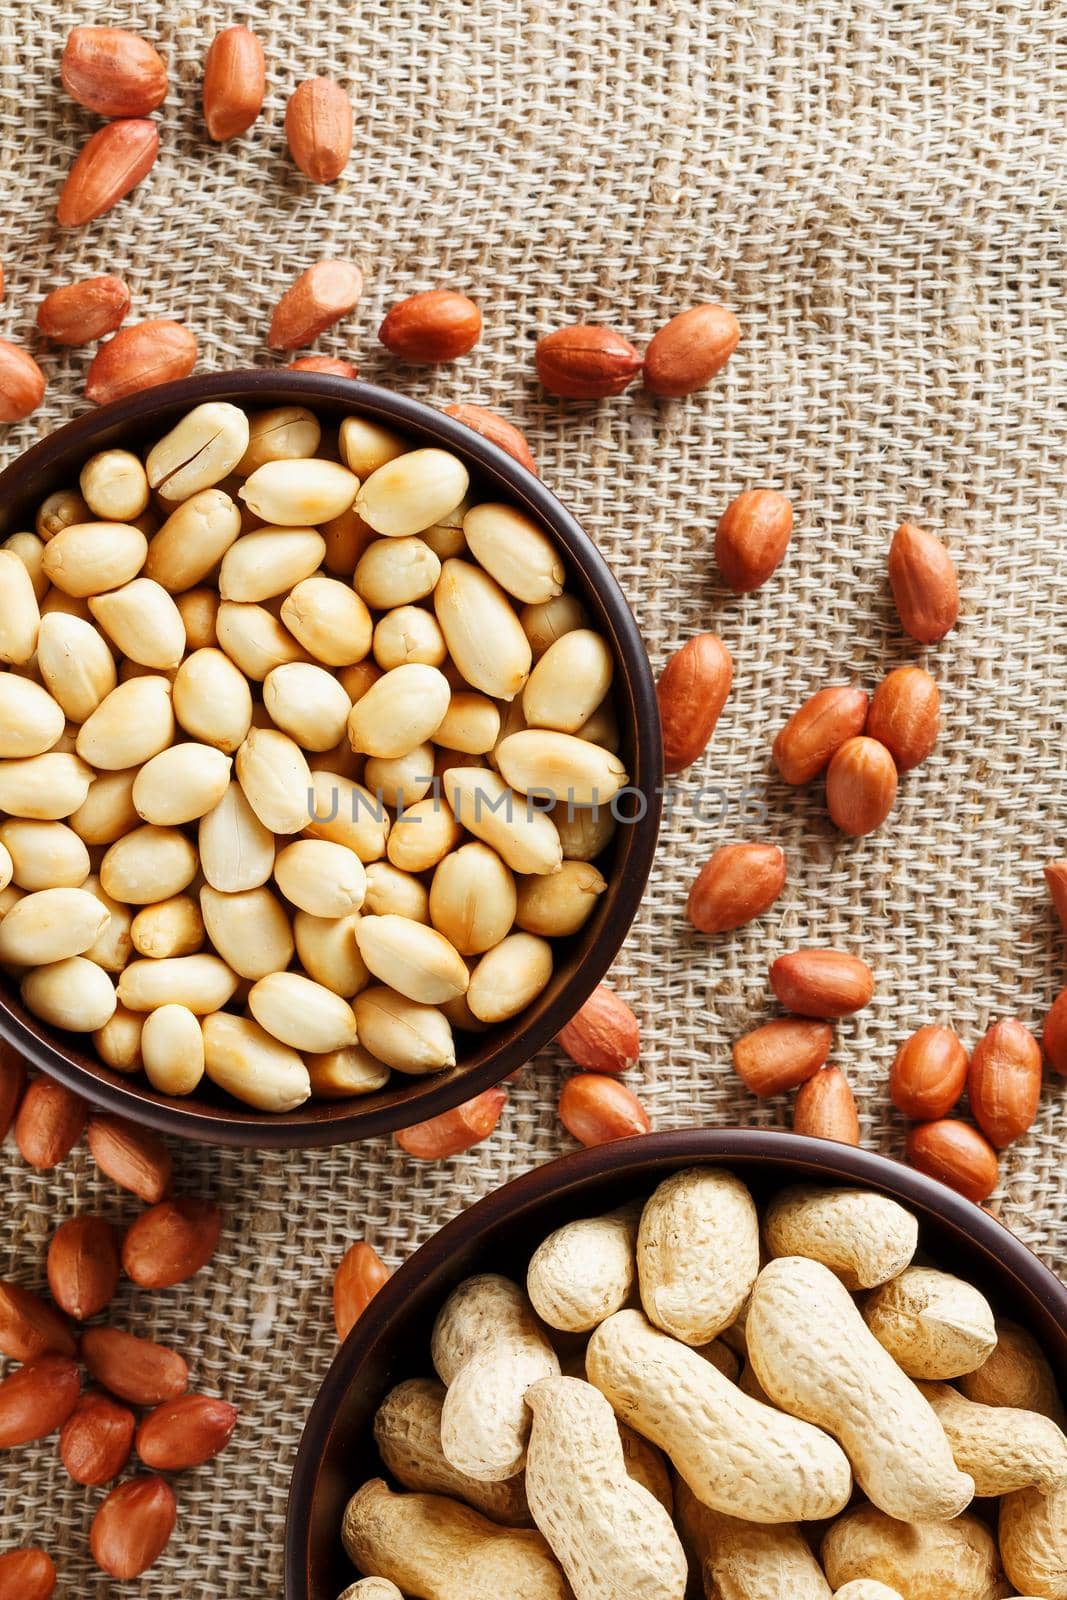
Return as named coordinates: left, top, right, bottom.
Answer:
left=2, top=0, right=1067, bottom=1590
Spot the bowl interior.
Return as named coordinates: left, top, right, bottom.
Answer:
left=0, top=373, right=662, bottom=1147
left=285, top=1128, right=1067, bottom=1600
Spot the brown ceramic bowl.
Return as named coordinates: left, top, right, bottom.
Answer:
left=285, top=1127, right=1067, bottom=1599
left=0, top=371, right=662, bottom=1147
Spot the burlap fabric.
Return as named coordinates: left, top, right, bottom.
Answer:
left=1, top=0, right=1066, bottom=1589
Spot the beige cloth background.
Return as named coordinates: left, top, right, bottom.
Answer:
left=1, top=0, right=1066, bottom=1589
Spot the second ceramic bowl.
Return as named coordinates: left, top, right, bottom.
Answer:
left=0, top=371, right=662, bottom=1147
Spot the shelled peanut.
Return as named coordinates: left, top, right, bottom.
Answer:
left=339, top=1171, right=1067, bottom=1600
left=0, top=1085, right=231, bottom=1581
left=0, top=403, right=626, bottom=1113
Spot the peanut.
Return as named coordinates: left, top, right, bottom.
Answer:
left=861, top=1266, right=996, bottom=1379
left=748, top=1255, right=974, bottom=1521
left=821, top=1504, right=1000, bottom=1600
left=637, top=1167, right=759, bottom=1345
left=523, top=1375, right=688, bottom=1600
left=431, top=1275, right=560, bottom=1482
left=342, top=1479, right=571, bottom=1600
left=373, top=1377, right=531, bottom=1525
left=586, top=1307, right=852, bottom=1522
left=526, top=1204, right=640, bottom=1333
left=763, top=1185, right=918, bottom=1289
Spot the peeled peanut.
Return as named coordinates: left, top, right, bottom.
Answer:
left=373, top=1378, right=531, bottom=1526
left=0, top=752, right=95, bottom=819
left=822, top=1504, right=1003, bottom=1600
left=496, top=729, right=627, bottom=805
left=280, top=575, right=373, bottom=666
left=338, top=416, right=406, bottom=478
left=862, top=1266, right=997, bottom=1379
left=434, top=558, right=532, bottom=700
left=36, top=488, right=90, bottom=541
left=347, top=663, right=450, bottom=759
left=306, top=1045, right=389, bottom=1098
left=524, top=1375, right=687, bottom=1600
left=41, top=522, right=147, bottom=597
left=0, top=886, right=109, bottom=966
left=748, top=1255, right=973, bottom=1522
left=342, top=1480, right=569, bottom=1600
left=0, top=548, right=41, bottom=663
left=353, top=986, right=455, bottom=1073
left=132, top=743, right=232, bottom=826
left=239, top=459, right=358, bottom=525
left=372, top=604, right=447, bottom=670
left=638, top=1168, right=760, bottom=1346
left=236, top=406, right=321, bottom=475
left=515, top=860, right=606, bottom=936
left=129, top=894, right=204, bottom=960
left=364, top=861, right=430, bottom=923
left=93, top=1003, right=144, bottom=1072
left=432, top=692, right=500, bottom=755
left=364, top=744, right=435, bottom=812
left=119, top=954, right=239, bottom=1014
left=443, top=767, right=562, bottom=875
left=36, top=613, right=117, bottom=722
left=274, top=838, right=366, bottom=918
left=462, top=503, right=565, bottom=605
left=429, top=842, right=516, bottom=955
left=215, top=602, right=308, bottom=680
left=145, top=489, right=242, bottom=591
left=294, top=910, right=369, bottom=997
left=550, top=801, right=615, bottom=861
left=467, top=932, right=553, bottom=1022
left=355, top=536, right=441, bottom=608
left=199, top=885, right=294, bottom=980
left=100, top=826, right=198, bottom=905
left=432, top=1275, right=561, bottom=1482
left=141, top=1004, right=205, bottom=1096
left=3, top=530, right=48, bottom=603
left=421, top=497, right=468, bottom=562
left=356, top=449, right=469, bottom=538
left=147, top=402, right=250, bottom=499
left=80, top=449, right=151, bottom=522
left=235, top=727, right=313, bottom=834
left=172, top=648, right=253, bottom=753
left=763, top=1186, right=919, bottom=1289
left=218, top=526, right=326, bottom=601
left=198, top=781, right=275, bottom=892
left=76, top=676, right=175, bottom=770
left=260, top=663, right=349, bottom=753
left=354, top=914, right=469, bottom=1005
left=88, top=579, right=186, bottom=669
left=22, top=955, right=117, bottom=1032
left=69, top=769, right=139, bottom=846
left=80, top=874, right=133, bottom=973
left=248, top=970, right=358, bottom=1052
left=522, top=630, right=613, bottom=733
left=0, top=676, right=64, bottom=759
left=386, top=797, right=462, bottom=873
left=527, top=1205, right=640, bottom=1333
left=586, top=1308, right=852, bottom=1524
left=0, top=818, right=90, bottom=890
left=307, top=771, right=390, bottom=861
left=174, top=588, right=217, bottom=649
left=202, top=1011, right=311, bottom=1111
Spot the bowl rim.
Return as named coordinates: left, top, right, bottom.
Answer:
left=0, top=371, right=663, bottom=1148
left=283, top=1126, right=1067, bottom=1599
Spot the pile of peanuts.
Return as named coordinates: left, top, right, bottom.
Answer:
left=0, top=400, right=628, bottom=1112
left=338, top=1170, right=1067, bottom=1600
left=0, top=1069, right=230, bottom=1585
left=0, top=19, right=742, bottom=421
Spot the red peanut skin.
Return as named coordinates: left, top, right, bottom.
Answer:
left=0, top=1547, right=56, bottom=1600
left=395, top=1087, right=507, bottom=1160
left=556, top=984, right=640, bottom=1074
